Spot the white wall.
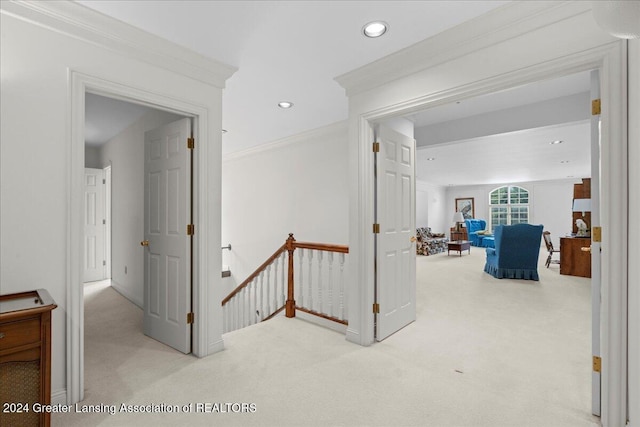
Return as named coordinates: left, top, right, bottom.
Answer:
left=1, top=2, right=232, bottom=403
left=84, top=146, right=101, bottom=168
left=628, top=38, right=640, bottom=427
left=221, top=121, right=348, bottom=296
left=416, top=180, right=447, bottom=233
left=445, top=178, right=579, bottom=247
left=98, top=109, right=184, bottom=307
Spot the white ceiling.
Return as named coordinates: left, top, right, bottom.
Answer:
left=85, top=93, right=153, bottom=147
left=416, top=120, right=591, bottom=186
left=77, top=0, right=508, bottom=154
left=79, top=1, right=592, bottom=186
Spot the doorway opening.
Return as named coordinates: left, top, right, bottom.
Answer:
left=69, top=71, right=211, bottom=404
left=372, top=69, right=601, bottom=421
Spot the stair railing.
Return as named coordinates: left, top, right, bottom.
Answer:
left=222, top=233, right=349, bottom=334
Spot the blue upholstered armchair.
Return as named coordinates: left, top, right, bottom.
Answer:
left=464, top=219, right=487, bottom=246
left=483, top=224, right=544, bottom=281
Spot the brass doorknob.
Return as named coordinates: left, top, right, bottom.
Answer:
left=410, top=236, right=417, bottom=242
left=140, top=240, right=149, bottom=247
left=581, top=246, right=591, bottom=253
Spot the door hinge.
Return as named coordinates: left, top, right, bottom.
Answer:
left=187, top=312, right=195, bottom=324
left=102, top=219, right=106, bottom=225
left=592, top=226, right=602, bottom=243
left=102, top=179, right=106, bottom=184
left=592, top=99, right=601, bottom=115
left=103, top=260, right=106, bottom=266
left=187, top=224, right=195, bottom=235
left=373, top=223, right=380, bottom=234
left=372, top=142, right=380, bottom=153
left=373, top=303, right=380, bottom=314
left=593, top=355, right=601, bottom=373
left=187, top=137, right=195, bottom=149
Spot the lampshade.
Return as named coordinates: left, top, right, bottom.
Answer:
left=572, top=198, right=591, bottom=213
left=452, top=212, right=465, bottom=223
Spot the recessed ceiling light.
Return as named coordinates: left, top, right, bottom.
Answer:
left=362, top=21, right=388, bottom=38
left=278, top=101, right=293, bottom=109
left=550, top=140, right=563, bottom=145
left=426, top=157, right=436, bottom=161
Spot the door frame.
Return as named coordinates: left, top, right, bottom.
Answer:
left=348, top=43, right=627, bottom=422
left=68, top=71, right=213, bottom=403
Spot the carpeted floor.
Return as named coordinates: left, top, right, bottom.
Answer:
left=54, top=247, right=600, bottom=426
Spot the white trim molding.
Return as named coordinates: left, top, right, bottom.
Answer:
left=223, top=120, right=348, bottom=162
left=0, top=0, right=237, bottom=88
left=68, top=70, right=217, bottom=403
left=338, top=2, right=630, bottom=426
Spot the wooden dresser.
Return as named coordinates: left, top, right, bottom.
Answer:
left=0, top=289, right=57, bottom=427
left=450, top=227, right=468, bottom=241
left=560, top=237, right=592, bottom=278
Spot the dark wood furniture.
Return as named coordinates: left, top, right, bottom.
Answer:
left=560, top=237, right=591, bottom=278
left=0, top=289, right=57, bottom=427
left=450, top=227, right=468, bottom=241
left=447, top=240, right=471, bottom=256
left=542, top=231, right=561, bottom=268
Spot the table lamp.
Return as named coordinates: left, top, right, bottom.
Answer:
left=452, top=212, right=465, bottom=231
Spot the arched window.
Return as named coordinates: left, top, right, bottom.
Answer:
left=489, top=185, right=529, bottom=230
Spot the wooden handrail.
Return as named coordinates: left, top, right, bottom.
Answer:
left=221, top=243, right=286, bottom=306
left=221, top=233, right=349, bottom=330
left=294, top=241, right=349, bottom=253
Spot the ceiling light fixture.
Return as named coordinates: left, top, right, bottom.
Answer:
left=362, top=21, right=388, bottom=38
left=550, top=140, right=563, bottom=145
left=426, top=157, right=436, bottom=161
left=561, top=160, right=570, bottom=164
left=278, top=101, right=293, bottom=109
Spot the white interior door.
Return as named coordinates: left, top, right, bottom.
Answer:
left=590, top=69, right=602, bottom=416
left=143, top=118, right=192, bottom=354
left=376, top=125, right=416, bottom=341
left=83, top=168, right=106, bottom=282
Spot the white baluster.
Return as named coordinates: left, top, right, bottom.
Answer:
left=272, top=261, right=277, bottom=313
left=317, top=251, right=323, bottom=314
left=266, top=264, right=271, bottom=316
left=308, top=250, right=314, bottom=311
left=339, top=252, right=345, bottom=321
left=274, top=254, right=279, bottom=308
left=328, top=252, right=334, bottom=318
left=298, top=248, right=304, bottom=307
left=281, top=252, right=286, bottom=308
left=259, top=271, right=265, bottom=321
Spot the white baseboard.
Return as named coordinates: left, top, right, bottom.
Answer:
left=110, top=280, right=143, bottom=309
left=51, top=388, right=67, bottom=405
left=208, top=338, right=225, bottom=356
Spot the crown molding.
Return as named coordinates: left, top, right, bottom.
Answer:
left=223, top=120, right=348, bottom=162
left=0, top=0, right=237, bottom=88
left=334, top=1, right=595, bottom=97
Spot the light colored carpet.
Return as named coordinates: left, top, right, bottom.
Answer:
left=54, top=247, right=600, bottom=426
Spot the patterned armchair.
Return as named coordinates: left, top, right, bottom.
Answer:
left=416, top=227, right=449, bottom=256
left=484, top=224, right=544, bottom=280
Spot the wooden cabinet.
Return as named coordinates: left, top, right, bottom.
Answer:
left=560, top=237, right=591, bottom=278
left=450, top=227, right=468, bottom=241
left=0, top=289, right=57, bottom=427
